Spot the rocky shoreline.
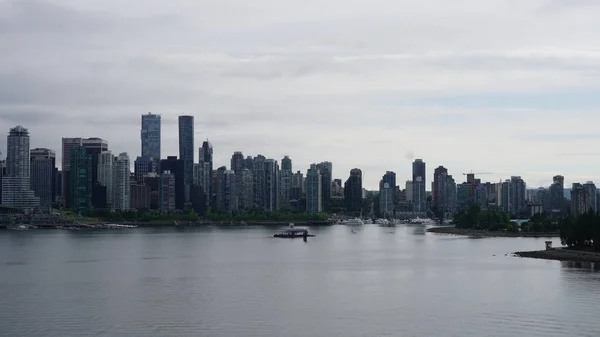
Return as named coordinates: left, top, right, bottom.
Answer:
left=515, top=248, right=600, bottom=263
left=427, top=226, right=560, bottom=238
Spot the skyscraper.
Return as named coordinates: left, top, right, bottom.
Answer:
left=344, top=168, right=362, bottom=213
left=159, top=171, right=175, bottom=211
left=178, top=115, right=194, bottom=201
left=97, top=151, right=114, bottom=208
left=2, top=126, right=39, bottom=208
left=69, top=146, right=92, bottom=210
left=61, top=137, right=108, bottom=208
left=306, top=164, right=322, bottom=214
left=252, top=155, right=266, bottom=210
left=238, top=168, right=253, bottom=210
left=571, top=183, right=587, bottom=216
left=432, top=166, right=448, bottom=210
left=216, top=167, right=237, bottom=213
left=583, top=181, right=597, bottom=213
left=264, top=159, right=279, bottom=211
left=412, top=159, right=426, bottom=212
left=230, top=152, right=245, bottom=174
left=30, top=148, right=56, bottom=208
left=379, top=171, right=396, bottom=217
left=316, top=161, right=332, bottom=211
left=279, top=156, right=293, bottom=208
left=134, top=156, right=155, bottom=183
left=199, top=140, right=213, bottom=207
left=281, top=156, right=292, bottom=171
left=113, top=152, right=131, bottom=210
left=549, top=175, right=564, bottom=212
left=141, top=113, right=161, bottom=165
left=160, top=156, right=185, bottom=210
left=510, top=176, right=526, bottom=216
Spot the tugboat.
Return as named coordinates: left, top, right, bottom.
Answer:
left=274, top=223, right=315, bottom=238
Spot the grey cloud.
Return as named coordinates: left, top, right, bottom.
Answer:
left=3, top=0, right=600, bottom=188
left=0, top=0, right=108, bottom=34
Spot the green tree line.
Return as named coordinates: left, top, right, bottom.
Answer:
left=453, top=204, right=514, bottom=231
left=559, top=211, right=600, bottom=250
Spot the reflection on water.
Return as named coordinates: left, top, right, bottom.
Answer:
left=0, top=225, right=599, bottom=337
left=562, top=261, right=599, bottom=271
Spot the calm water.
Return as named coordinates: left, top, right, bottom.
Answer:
left=1, top=225, right=599, bottom=337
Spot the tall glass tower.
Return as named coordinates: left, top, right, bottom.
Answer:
left=178, top=115, right=194, bottom=192
left=141, top=113, right=161, bottom=164
left=412, top=159, right=426, bottom=213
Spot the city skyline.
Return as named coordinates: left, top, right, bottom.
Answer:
left=3, top=1, right=600, bottom=189
left=0, top=119, right=599, bottom=191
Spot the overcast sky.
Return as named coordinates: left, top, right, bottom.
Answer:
left=2, top=0, right=600, bottom=189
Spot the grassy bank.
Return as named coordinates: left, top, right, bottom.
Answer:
left=427, top=226, right=560, bottom=238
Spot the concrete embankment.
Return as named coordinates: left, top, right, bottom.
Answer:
left=427, top=226, right=560, bottom=238
left=515, top=248, right=600, bottom=263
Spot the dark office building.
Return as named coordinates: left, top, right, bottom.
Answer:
left=344, top=168, right=362, bottom=213
left=159, top=156, right=185, bottom=210
left=178, top=115, right=194, bottom=201
left=134, top=156, right=155, bottom=183
left=30, top=148, right=56, bottom=208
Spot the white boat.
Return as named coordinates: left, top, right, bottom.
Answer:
left=343, top=218, right=365, bottom=226
left=7, top=224, right=29, bottom=231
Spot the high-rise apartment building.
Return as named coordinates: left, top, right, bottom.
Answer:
left=316, top=161, right=332, bottom=211
left=412, top=159, right=426, bottom=212
left=290, top=171, right=304, bottom=202
left=216, top=167, right=237, bottom=213
left=238, top=168, right=253, bottom=210
left=178, top=115, right=194, bottom=201
left=30, top=148, right=56, bottom=208
left=379, top=171, right=396, bottom=217
left=432, top=166, right=448, bottom=210
left=159, top=170, right=176, bottom=211
left=549, top=175, right=564, bottom=212
left=583, top=181, right=597, bottom=213
left=141, top=113, right=161, bottom=167
left=97, top=151, right=114, bottom=208
left=279, top=156, right=293, bottom=208
left=231, top=152, right=245, bottom=174
left=2, top=126, right=39, bottom=208
left=510, top=176, right=526, bottom=216
left=264, top=159, right=279, bottom=212
left=571, top=183, right=588, bottom=216
left=306, top=164, right=322, bottom=214
left=252, top=155, right=266, bottom=210
left=112, top=152, right=131, bottom=210
left=199, top=141, right=213, bottom=207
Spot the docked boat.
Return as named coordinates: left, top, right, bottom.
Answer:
left=342, top=218, right=365, bottom=226
left=7, top=224, right=30, bottom=231
left=274, top=224, right=315, bottom=238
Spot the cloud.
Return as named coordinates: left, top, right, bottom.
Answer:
left=2, top=0, right=600, bottom=189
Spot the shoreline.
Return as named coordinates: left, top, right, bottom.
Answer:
left=427, top=226, right=560, bottom=238
left=515, top=248, right=600, bottom=263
